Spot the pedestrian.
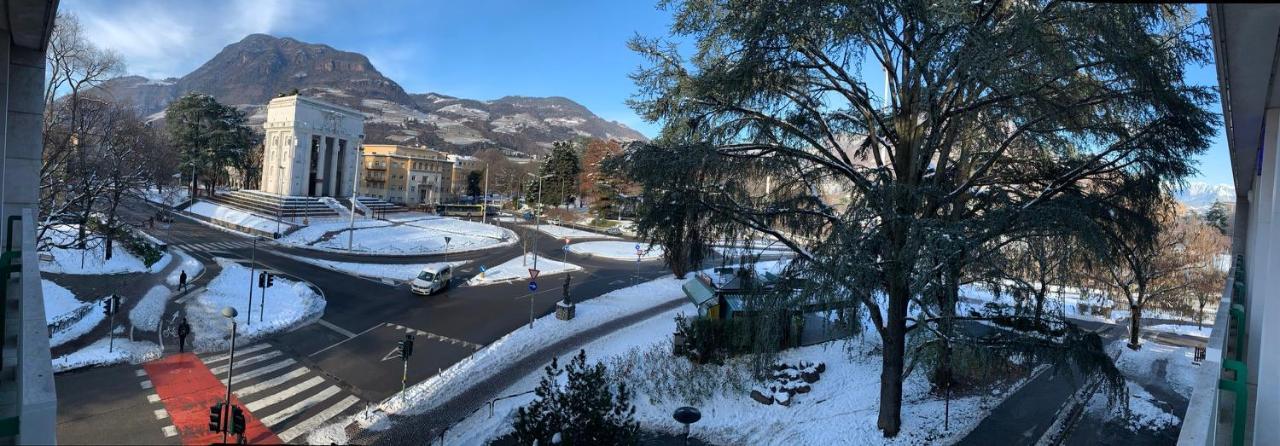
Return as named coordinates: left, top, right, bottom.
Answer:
left=177, top=317, right=191, bottom=353
left=178, top=270, right=188, bottom=292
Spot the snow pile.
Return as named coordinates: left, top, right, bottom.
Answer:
left=1112, top=340, right=1199, bottom=398
left=188, top=200, right=288, bottom=233
left=310, top=275, right=688, bottom=444
left=283, top=254, right=466, bottom=283
left=521, top=224, right=618, bottom=240
left=39, top=224, right=172, bottom=275
left=467, top=253, right=582, bottom=286
left=42, top=280, right=82, bottom=324
left=52, top=337, right=161, bottom=373
left=1147, top=324, right=1211, bottom=339
left=128, top=286, right=170, bottom=332
left=166, top=250, right=205, bottom=287
left=184, top=259, right=325, bottom=351
left=568, top=241, right=664, bottom=261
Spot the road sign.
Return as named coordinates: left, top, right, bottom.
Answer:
left=444, top=236, right=452, bottom=244
left=635, top=243, right=642, bottom=251
left=565, top=237, right=571, bottom=244
left=529, top=281, right=538, bottom=292
left=563, top=245, right=570, bottom=252
left=528, top=268, right=540, bottom=280
left=479, top=265, right=487, bottom=272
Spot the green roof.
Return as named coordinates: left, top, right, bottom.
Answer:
left=683, top=278, right=717, bottom=307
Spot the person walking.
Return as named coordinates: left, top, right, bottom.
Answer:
left=177, top=318, right=191, bottom=353
left=178, top=270, right=188, bottom=292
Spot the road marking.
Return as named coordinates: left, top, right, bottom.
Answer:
left=199, top=343, right=271, bottom=364
left=209, top=350, right=283, bottom=375
left=140, top=380, right=153, bottom=389
left=161, top=426, right=178, bottom=438
left=234, top=367, right=311, bottom=399
left=246, top=376, right=326, bottom=412
left=308, top=323, right=383, bottom=358
left=134, top=369, right=147, bottom=377
left=317, top=319, right=357, bottom=338
left=222, top=359, right=297, bottom=386
left=147, top=394, right=161, bottom=403
left=387, top=323, right=483, bottom=350
left=277, top=395, right=361, bottom=442
left=153, top=408, right=168, bottom=420
left=381, top=346, right=402, bottom=362
left=259, top=385, right=342, bottom=427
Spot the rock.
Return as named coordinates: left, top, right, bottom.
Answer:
left=794, top=383, right=811, bottom=394
left=801, top=370, right=820, bottom=384
left=774, top=391, right=792, bottom=407
left=816, top=362, right=826, bottom=373
left=750, top=388, right=774, bottom=405
left=773, top=361, right=791, bottom=371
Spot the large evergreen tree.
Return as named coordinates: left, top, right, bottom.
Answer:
left=1203, top=200, right=1230, bottom=236
left=164, top=93, right=253, bottom=200
left=625, top=0, right=1214, bottom=436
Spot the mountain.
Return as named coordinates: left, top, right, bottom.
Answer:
left=1173, top=182, right=1235, bottom=211
left=97, top=34, right=645, bottom=155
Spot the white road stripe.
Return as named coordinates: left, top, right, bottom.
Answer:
left=209, top=351, right=282, bottom=375
left=233, top=367, right=311, bottom=399
left=277, top=395, right=361, bottom=442
left=317, top=319, right=357, bottom=338
left=153, top=409, right=168, bottom=420
left=222, top=359, right=296, bottom=386
left=162, top=426, right=178, bottom=437
left=200, top=343, right=271, bottom=364
left=246, top=376, right=326, bottom=412
left=147, top=394, right=161, bottom=403
left=134, top=369, right=147, bottom=377
left=139, top=380, right=153, bottom=389
left=259, top=386, right=342, bottom=427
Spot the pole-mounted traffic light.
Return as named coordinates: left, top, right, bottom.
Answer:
left=229, top=405, right=246, bottom=435
left=208, top=402, right=225, bottom=433
left=258, top=271, right=266, bottom=288
left=398, top=335, right=414, bottom=360
left=102, top=299, right=112, bottom=316
left=267, top=273, right=275, bottom=287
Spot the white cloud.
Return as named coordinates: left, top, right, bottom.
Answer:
left=62, top=0, right=327, bottom=79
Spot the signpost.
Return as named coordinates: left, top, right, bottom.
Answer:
left=528, top=268, right=540, bottom=329
left=563, top=237, right=571, bottom=264
left=635, top=244, right=644, bottom=285
left=444, top=236, right=452, bottom=266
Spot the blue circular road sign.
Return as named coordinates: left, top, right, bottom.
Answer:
left=529, top=281, right=538, bottom=291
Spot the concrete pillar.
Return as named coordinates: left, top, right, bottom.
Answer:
left=1, top=36, right=47, bottom=249
left=1234, top=194, right=1250, bottom=259
left=1248, top=108, right=1280, bottom=385
left=1256, top=108, right=1280, bottom=446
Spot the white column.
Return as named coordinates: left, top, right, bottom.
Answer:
left=1248, top=108, right=1280, bottom=385
left=1254, top=107, right=1280, bottom=446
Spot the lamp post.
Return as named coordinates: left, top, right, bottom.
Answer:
left=221, top=307, right=240, bottom=445
left=527, top=172, right=552, bottom=269
left=246, top=237, right=258, bottom=325
left=348, top=147, right=363, bottom=251
left=275, top=165, right=284, bottom=238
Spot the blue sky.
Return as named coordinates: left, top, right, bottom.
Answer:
left=63, top=0, right=1232, bottom=187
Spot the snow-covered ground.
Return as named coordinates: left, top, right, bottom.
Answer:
left=184, top=259, right=325, bottom=351
left=52, top=337, right=161, bottom=373
left=1084, top=380, right=1181, bottom=432
left=142, top=186, right=190, bottom=207
left=283, top=254, right=466, bottom=283
left=520, top=224, right=618, bottom=240
left=567, top=241, right=664, bottom=261
left=43, top=279, right=81, bottom=324
left=310, top=275, right=689, bottom=444
left=39, top=224, right=173, bottom=275
left=1112, top=340, right=1199, bottom=399
left=1147, top=324, right=1211, bottom=339
left=188, top=200, right=290, bottom=234
left=466, top=253, right=582, bottom=286
left=128, top=285, right=170, bottom=332
left=278, top=215, right=516, bottom=255
left=166, top=250, right=205, bottom=287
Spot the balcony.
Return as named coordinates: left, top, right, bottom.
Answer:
left=1177, top=255, right=1247, bottom=446
left=0, top=210, right=58, bottom=445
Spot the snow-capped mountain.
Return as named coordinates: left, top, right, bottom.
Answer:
left=1173, top=182, right=1235, bottom=211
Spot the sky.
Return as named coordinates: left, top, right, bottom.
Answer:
left=61, top=0, right=1233, bottom=188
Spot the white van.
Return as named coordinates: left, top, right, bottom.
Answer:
left=411, top=265, right=453, bottom=295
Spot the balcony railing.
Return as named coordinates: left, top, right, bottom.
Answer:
left=1178, top=255, right=1247, bottom=446
left=0, top=209, right=58, bottom=444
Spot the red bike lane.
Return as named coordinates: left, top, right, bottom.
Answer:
left=143, top=353, right=282, bottom=445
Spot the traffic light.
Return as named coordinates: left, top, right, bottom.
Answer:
left=229, top=405, right=246, bottom=435
left=102, top=299, right=112, bottom=316
left=398, top=335, right=414, bottom=360
left=266, top=273, right=275, bottom=288
left=102, top=295, right=119, bottom=316
left=208, top=402, right=225, bottom=432
left=258, top=271, right=266, bottom=288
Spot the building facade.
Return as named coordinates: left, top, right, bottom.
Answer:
left=260, top=95, right=365, bottom=198
left=359, top=144, right=453, bottom=205
left=447, top=154, right=487, bottom=199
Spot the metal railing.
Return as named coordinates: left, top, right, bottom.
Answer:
left=1178, top=255, right=1248, bottom=446
left=1, top=209, right=58, bottom=444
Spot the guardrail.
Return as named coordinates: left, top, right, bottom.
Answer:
left=1, top=209, right=58, bottom=443
left=1178, top=255, right=1247, bottom=446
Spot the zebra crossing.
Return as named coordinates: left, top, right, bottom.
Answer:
left=174, top=240, right=259, bottom=252
left=198, top=342, right=364, bottom=443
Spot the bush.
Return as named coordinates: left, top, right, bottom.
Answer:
left=512, top=350, right=639, bottom=446
left=608, top=342, right=754, bottom=406
left=675, top=314, right=757, bottom=364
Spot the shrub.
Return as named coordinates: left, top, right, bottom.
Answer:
left=608, top=342, right=754, bottom=406
left=512, top=350, right=639, bottom=446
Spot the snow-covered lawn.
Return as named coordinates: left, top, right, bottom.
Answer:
left=39, top=224, right=173, bottom=275
left=568, top=241, right=664, bottom=261
left=52, top=337, right=161, bottom=373
left=440, top=305, right=1000, bottom=445
left=188, top=200, right=292, bottom=234
left=43, top=280, right=81, bottom=325
left=166, top=250, right=205, bottom=287
left=184, top=259, right=325, bottom=351
left=142, top=186, right=190, bottom=207
left=128, top=286, right=170, bottom=332
left=1112, top=340, right=1199, bottom=399
left=283, top=254, right=466, bottom=283
left=1147, top=324, right=1211, bottom=339
left=466, top=253, right=581, bottom=286
left=1084, top=380, right=1181, bottom=432
left=278, top=216, right=516, bottom=255
left=310, top=275, right=689, bottom=444
left=520, top=224, right=618, bottom=240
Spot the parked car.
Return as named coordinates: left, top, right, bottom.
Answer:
left=549, top=218, right=562, bottom=225
left=522, top=212, right=535, bottom=221
left=411, top=264, right=453, bottom=295
left=605, top=227, right=623, bottom=236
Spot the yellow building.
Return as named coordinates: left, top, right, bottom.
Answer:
left=358, top=144, right=453, bottom=206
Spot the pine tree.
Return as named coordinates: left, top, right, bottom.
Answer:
left=1203, top=200, right=1230, bottom=236
left=511, top=350, right=639, bottom=446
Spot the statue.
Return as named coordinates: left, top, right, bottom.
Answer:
left=556, top=273, right=576, bottom=321
left=562, top=273, right=573, bottom=305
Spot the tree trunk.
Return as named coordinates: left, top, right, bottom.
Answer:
left=1033, top=289, right=1047, bottom=326
left=1128, top=305, right=1142, bottom=349
left=877, top=275, right=909, bottom=437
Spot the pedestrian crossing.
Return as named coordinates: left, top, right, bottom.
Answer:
left=197, top=342, right=364, bottom=443
left=174, top=240, right=260, bottom=252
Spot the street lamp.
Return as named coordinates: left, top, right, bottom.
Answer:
left=275, top=165, right=285, bottom=238
left=348, top=147, right=364, bottom=251
left=527, top=172, right=553, bottom=270
left=220, top=307, right=240, bottom=445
